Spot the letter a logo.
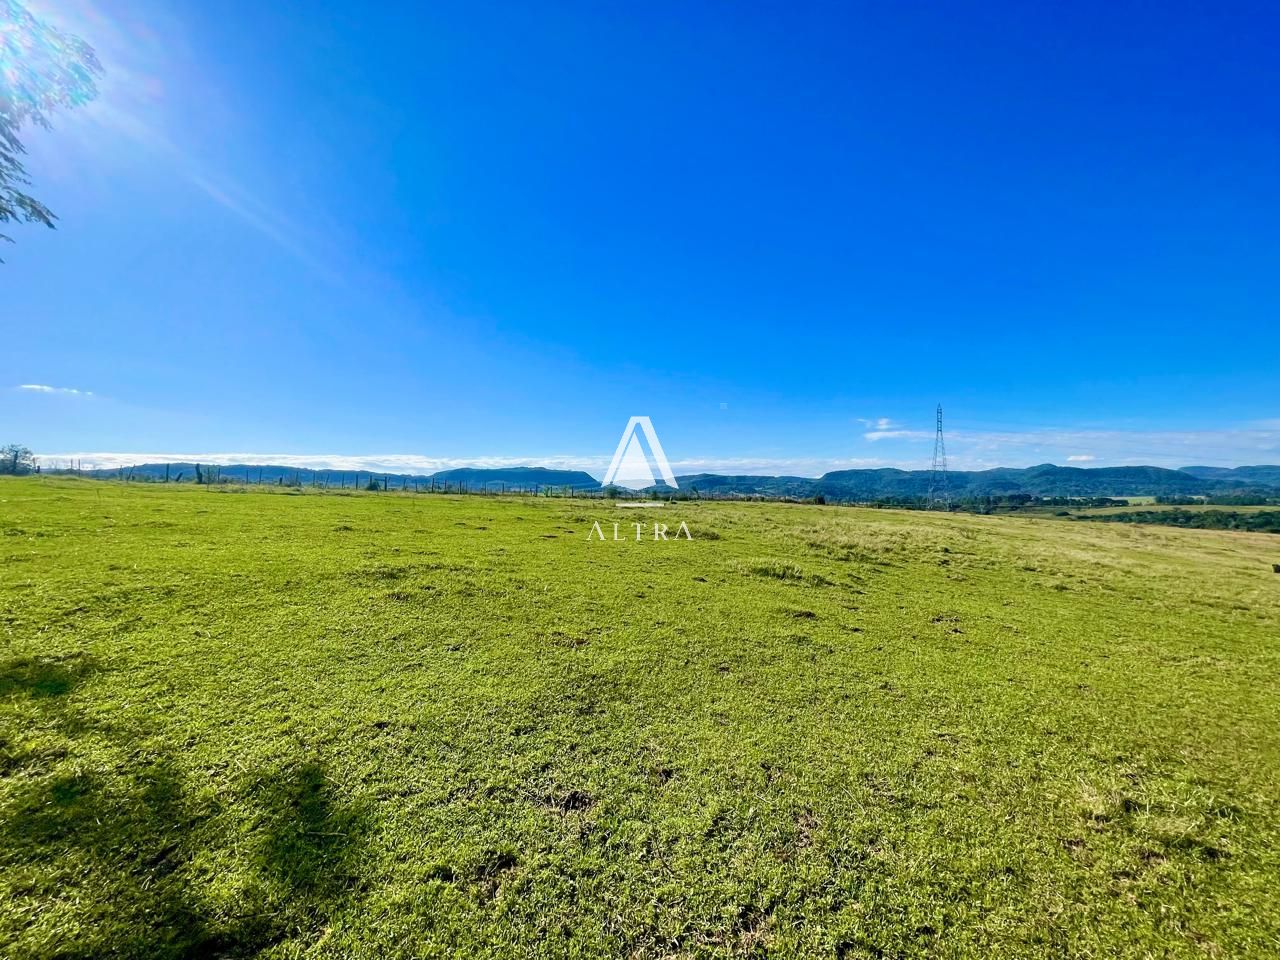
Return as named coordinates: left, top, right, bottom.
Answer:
left=602, top=416, right=678, bottom=490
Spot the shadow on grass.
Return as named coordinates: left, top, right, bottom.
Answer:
left=255, top=762, right=368, bottom=899
left=0, top=651, right=99, bottom=700
left=0, top=653, right=370, bottom=958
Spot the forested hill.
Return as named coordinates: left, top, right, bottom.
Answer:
left=679, top=464, right=1280, bottom=499
left=425, top=467, right=599, bottom=489
left=1180, top=465, right=1280, bottom=488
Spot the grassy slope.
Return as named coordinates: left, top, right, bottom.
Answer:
left=1, top=477, right=1278, bottom=959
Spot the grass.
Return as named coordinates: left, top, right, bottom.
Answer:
left=2, top=476, right=1279, bottom=958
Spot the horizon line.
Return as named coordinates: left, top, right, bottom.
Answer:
left=32, top=451, right=1279, bottom=479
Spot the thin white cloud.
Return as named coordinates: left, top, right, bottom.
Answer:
left=864, top=429, right=930, bottom=442
left=17, top=384, right=94, bottom=396
left=856, top=417, right=900, bottom=430
left=1066, top=454, right=1097, bottom=462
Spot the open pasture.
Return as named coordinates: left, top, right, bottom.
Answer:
left=2, top=478, right=1278, bottom=957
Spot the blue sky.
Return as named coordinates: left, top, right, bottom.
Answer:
left=4, top=0, right=1279, bottom=476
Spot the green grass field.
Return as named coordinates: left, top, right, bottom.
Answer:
left=2, top=477, right=1279, bottom=958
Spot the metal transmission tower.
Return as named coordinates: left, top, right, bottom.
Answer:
left=928, top=404, right=950, bottom=510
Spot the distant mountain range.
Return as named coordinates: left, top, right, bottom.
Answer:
left=680, top=464, right=1280, bottom=499
left=1178, top=465, right=1280, bottom=487
left=69, top=461, right=1280, bottom=499
left=418, top=466, right=600, bottom=489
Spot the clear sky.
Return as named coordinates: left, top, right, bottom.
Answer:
left=3, top=0, right=1278, bottom=476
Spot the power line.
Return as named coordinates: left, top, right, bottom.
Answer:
left=928, top=403, right=950, bottom=511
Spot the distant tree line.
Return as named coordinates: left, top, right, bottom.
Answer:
left=1082, top=509, right=1280, bottom=534
left=956, top=494, right=1131, bottom=514
left=1156, top=492, right=1280, bottom=506
left=39, top=460, right=602, bottom=497
left=855, top=494, right=1132, bottom=513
